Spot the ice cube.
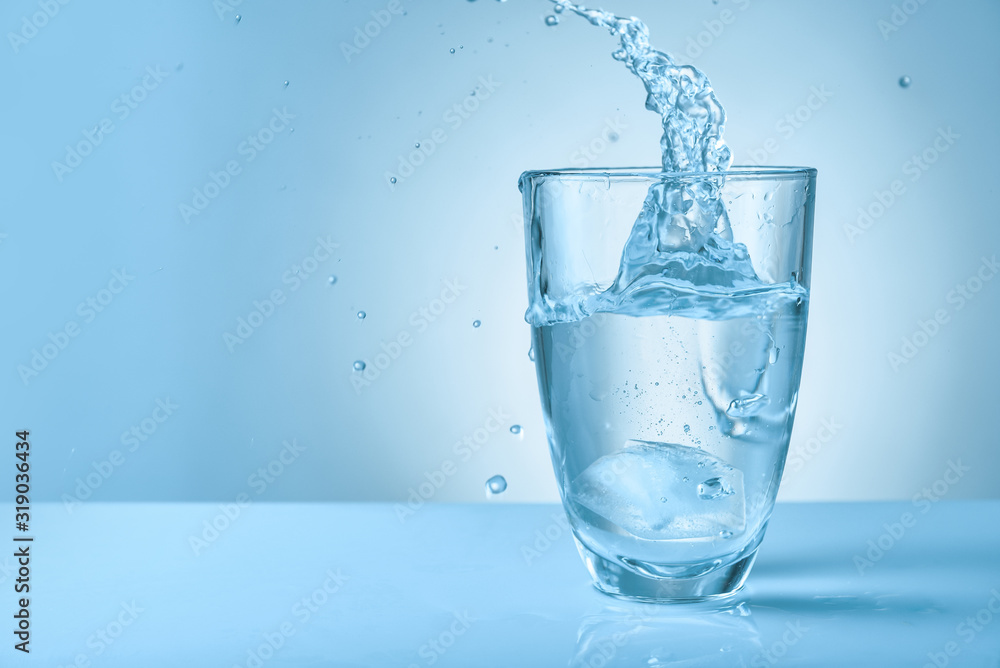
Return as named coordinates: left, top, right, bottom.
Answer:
left=569, top=440, right=745, bottom=541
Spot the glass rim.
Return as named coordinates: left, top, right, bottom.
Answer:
left=519, top=165, right=817, bottom=182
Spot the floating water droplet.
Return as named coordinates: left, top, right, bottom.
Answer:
left=769, top=346, right=780, bottom=364
left=449, top=48, right=456, bottom=54
left=510, top=424, right=522, bottom=435
left=726, top=393, right=770, bottom=418
left=328, top=275, right=337, bottom=285
left=283, top=80, right=289, bottom=87
left=660, top=496, right=667, bottom=503
left=473, top=319, right=481, bottom=328
left=545, top=15, right=559, bottom=26
left=607, top=131, right=619, bottom=142
left=390, top=176, right=397, bottom=184
left=357, top=311, right=366, bottom=320
left=698, top=477, right=734, bottom=500
left=899, top=75, right=911, bottom=88
left=683, top=424, right=691, bottom=434
left=414, top=142, right=420, bottom=148
left=485, top=475, right=507, bottom=495
left=554, top=1, right=565, bottom=11
left=234, top=14, right=241, bottom=23
left=353, top=360, right=366, bottom=371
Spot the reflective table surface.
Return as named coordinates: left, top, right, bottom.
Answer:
left=12, top=501, right=1000, bottom=666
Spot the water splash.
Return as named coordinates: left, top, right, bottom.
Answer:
left=550, top=1, right=732, bottom=174
left=526, top=2, right=772, bottom=328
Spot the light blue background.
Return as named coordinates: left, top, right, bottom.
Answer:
left=1, top=0, right=998, bottom=505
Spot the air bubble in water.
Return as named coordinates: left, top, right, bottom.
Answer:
left=390, top=177, right=397, bottom=184
left=486, top=475, right=507, bottom=495
left=545, top=15, right=559, bottom=25
left=414, top=142, right=420, bottom=148
left=528, top=346, right=535, bottom=361
left=899, top=75, right=912, bottom=88
left=283, top=80, right=289, bottom=87
left=353, top=360, right=365, bottom=371
left=510, top=424, right=522, bottom=435
left=697, top=477, right=733, bottom=500
left=726, top=393, right=770, bottom=418
left=683, top=424, right=691, bottom=434
left=235, top=14, right=241, bottom=23
left=769, top=347, right=780, bottom=364
left=473, top=319, right=481, bottom=328
left=328, top=275, right=337, bottom=285
left=449, top=48, right=456, bottom=54
left=719, top=530, right=733, bottom=539
left=357, top=311, right=366, bottom=320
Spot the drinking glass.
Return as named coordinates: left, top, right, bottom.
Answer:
left=520, top=166, right=816, bottom=601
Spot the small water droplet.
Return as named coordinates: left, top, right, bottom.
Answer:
left=763, top=191, right=773, bottom=201
left=719, top=530, right=733, bottom=539
left=486, top=475, right=507, bottom=495
left=698, top=478, right=734, bottom=500
left=607, top=131, right=619, bottom=142
left=234, top=14, right=241, bottom=23
left=554, top=2, right=565, bottom=11
left=414, top=142, right=421, bottom=148
left=510, top=425, right=522, bottom=435
left=283, top=80, right=289, bottom=87
left=545, top=15, right=559, bottom=26
left=328, top=275, right=337, bottom=285
left=473, top=319, right=481, bottom=328
left=682, top=477, right=689, bottom=483
left=660, top=497, right=667, bottom=503
left=683, top=424, right=691, bottom=434
left=528, top=346, right=535, bottom=361
left=353, top=360, right=366, bottom=371
left=390, top=176, right=397, bottom=184
left=769, top=347, right=780, bottom=364
left=899, top=75, right=912, bottom=88
left=357, top=311, right=366, bottom=320
left=449, top=48, right=456, bottom=54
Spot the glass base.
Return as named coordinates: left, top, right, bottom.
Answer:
left=576, top=540, right=758, bottom=603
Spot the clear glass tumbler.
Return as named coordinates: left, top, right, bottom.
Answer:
left=520, top=166, right=816, bottom=601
